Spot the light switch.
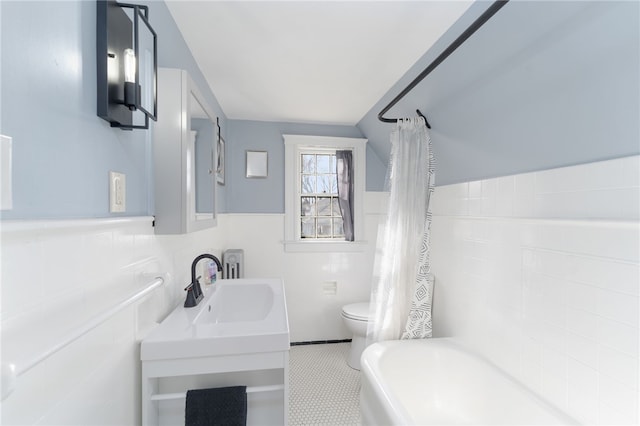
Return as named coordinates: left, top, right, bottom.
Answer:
left=0, top=135, right=12, bottom=211
left=109, top=171, right=126, bottom=213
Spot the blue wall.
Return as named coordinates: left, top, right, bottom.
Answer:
left=225, top=120, right=385, bottom=213
left=5, top=1, right=632, bottom=218
left=358, top=1, right=640, bottom=186
left=0, top=0, right=227, bottom=219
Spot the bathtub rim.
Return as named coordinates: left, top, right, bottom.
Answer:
left=360, top=337, right=579, bottom=426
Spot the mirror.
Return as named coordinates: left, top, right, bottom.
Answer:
left=246, top=151, right=268, bottom=178
left=188, top=89, right=216, bottom=227
left=153, top=68, right=217, bottom=234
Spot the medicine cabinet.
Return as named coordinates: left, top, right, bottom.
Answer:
left=153, top=68, right=217, bottom=234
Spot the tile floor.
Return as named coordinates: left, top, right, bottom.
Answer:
left=289, top=342, right=361, bottom=425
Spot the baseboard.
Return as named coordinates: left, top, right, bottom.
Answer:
left=290, top=339, right=351, bottom=346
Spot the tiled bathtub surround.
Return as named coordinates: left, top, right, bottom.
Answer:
left=430, top=155, right=640, bottom=425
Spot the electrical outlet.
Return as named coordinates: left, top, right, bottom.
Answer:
left=322, top=281, right=337, bottom=296
left=109, top=171, right=126, bottom=213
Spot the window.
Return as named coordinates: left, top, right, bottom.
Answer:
left=284, top=135, right=367, bottom=252
left=300, top=151, right=343, bottom=239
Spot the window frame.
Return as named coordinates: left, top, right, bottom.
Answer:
left=283, top=134, right=367, bottom=253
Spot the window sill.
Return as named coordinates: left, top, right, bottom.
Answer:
left=283, top=240, right=368, bottom=253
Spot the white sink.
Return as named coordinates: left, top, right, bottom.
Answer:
left=194, top=283, right=274, bottom=323
left=140, top=278, right=289, bottom=361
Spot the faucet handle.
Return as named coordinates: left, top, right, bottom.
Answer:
left=184, top=276, right=202, bottom=292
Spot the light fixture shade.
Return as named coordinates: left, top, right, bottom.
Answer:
left=97, top=0, right=157, bottom=130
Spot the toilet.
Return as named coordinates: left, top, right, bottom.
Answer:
left=341, top=302, right=372, bottom=370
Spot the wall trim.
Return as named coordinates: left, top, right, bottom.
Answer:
left=0, top=216, right=155, bottom=233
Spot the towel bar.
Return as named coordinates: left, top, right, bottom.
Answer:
left=150, top=384, right=285, bottom=401
left=2, top=275, right=166, bottom=401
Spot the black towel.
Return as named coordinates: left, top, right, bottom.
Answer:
left=185, top=386, right=247, bottom=426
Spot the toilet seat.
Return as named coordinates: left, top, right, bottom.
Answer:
left=342, top=302, right=371, bottom=321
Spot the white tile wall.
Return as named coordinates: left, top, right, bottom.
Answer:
left=0, top=192, right=383, bottom=424
left=216, top=192, right=384, bottom=342
left=1, top=217, right=226, bottom=425
left=431, top=155, right=640, bottom=425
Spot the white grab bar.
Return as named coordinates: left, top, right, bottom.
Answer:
left=1, top=276, right=166, bottom=400
left=150, top=384, right=285, bottom=401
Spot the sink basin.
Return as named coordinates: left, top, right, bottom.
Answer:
left=194, top=283, right=274, bottom=323
left=140, top=278, right=289, bottom=361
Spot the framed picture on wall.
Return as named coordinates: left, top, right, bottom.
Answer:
left=216, top=119, right=225, bottom=185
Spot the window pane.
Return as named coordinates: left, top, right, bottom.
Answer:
left=301, top=175, right=316, bottom=194
left=317, top=218, right=332, bottom=237
left=317, top=175, right=336, bottom=194
left=333, top=218, right=344, bottom=236
left=317, top=155, right=331, bottom=173
left=301, top=196, right=316, bottom=216
left=301, top=154, right=315, bottom=173
left=301, top=217, right=315, bottom=238
left=331, top=197, right=341, bottom=216
left=330, top=175, right=338, bottom=194
left=317, top=197, right=331, bottom=216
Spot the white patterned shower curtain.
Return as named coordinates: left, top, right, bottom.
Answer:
left=367, top=117, right=435, bottom=344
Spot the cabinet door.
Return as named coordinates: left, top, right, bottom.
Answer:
left=154, top=68, right=217, bottom=234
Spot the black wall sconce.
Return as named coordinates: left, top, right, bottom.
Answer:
left=97, top=0, right=157, bottom=130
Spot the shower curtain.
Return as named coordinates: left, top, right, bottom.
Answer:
left=367, top=117, right=435, bottom=343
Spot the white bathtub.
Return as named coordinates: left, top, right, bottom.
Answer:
left=360, top=338, right=578, bottom=425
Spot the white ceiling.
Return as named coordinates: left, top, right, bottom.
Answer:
left=165, top=1, right=472, bottom=125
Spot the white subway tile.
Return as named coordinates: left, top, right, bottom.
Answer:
left=565, top=281, right=598, bottom=313
left=520, top=336, right=543, bottom=394
left=541, top=321, right=568, bottom=354
left=597, top=316, right=639, bottom=357
left=542, top=374, right=568, bottom=413
left=542, top=346, right=568, bottom=378
left=621, top=155, right=640, bottom=183
left=580, top=188, right=640, bottom=220
left=468, top=180, right=482, bottom=199
left=569, top=256, right=640, bottom=296
left=467, top=198, right=482, bottom=217
left=621, top=187, right=640, bottom=221
left=41, top=234, right=84, bottom=298
left=495, top=175, right=515, bottom=217
left=540, top=273, right=568, bottom=305
left=567, top=358, right=599, bottom=424
left=597, top=344, right=639, bottom=389
left=481, top=178, right=497, bottom=217
left=562, top=224, right=639, bottom=263
left=566, top=307, right=598, bottom=338
left=514, top=172, right=535, bottom=217
left=596, top=289, right=639, bottom=327
left=566, top=332, right=598, bottom=369
left=598, top=374, right=639, bottom=423
left=535, top=164, right=585, bottom=194
left=584, top=156, right=637, bottom=190
left=535, top=250, right=569, bottom=279
left=598, top=400, right=639, bottom=426
left=542, top=299, right=566, bottom=330
left=1, top=239, right=44, bottom=319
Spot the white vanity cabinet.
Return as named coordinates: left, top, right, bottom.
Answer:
left=153, top=68, right=217, bottom=234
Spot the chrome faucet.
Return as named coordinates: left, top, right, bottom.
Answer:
left=184, top=254, right=223, bottom=308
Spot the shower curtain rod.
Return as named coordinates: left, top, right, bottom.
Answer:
left=377, top=0, right=510, bottom=128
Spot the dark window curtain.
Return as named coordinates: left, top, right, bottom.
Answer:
left=336, top=150, right=354, bottom=241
